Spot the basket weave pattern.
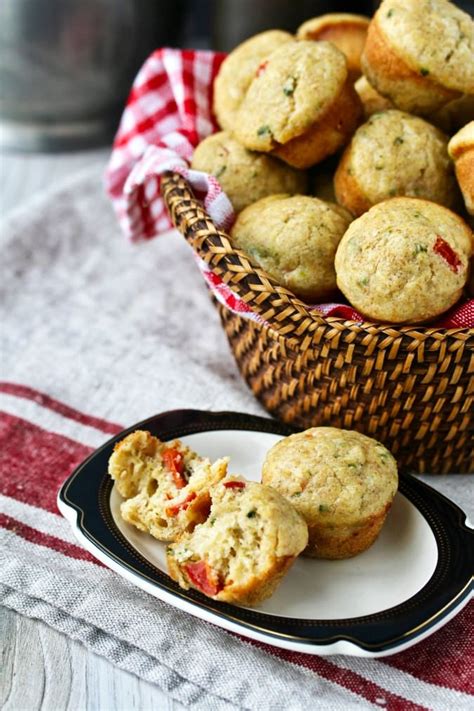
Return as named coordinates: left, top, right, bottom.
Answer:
left=162, top=172, right=474, bottom=474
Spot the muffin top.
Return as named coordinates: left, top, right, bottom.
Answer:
left=338, top=110, right=457, bottom=209
left=234, top=40, right=349, bottom=152
left=335, top=198, right=472, bottom=324
left=297, top=13, right=369, bottom=80
left=448, top=121, right=474, bottom=159
left=191, top=131, right=307, bottom=213
left=231, top=194, right=352, bottom=300
left=262, top=427, right=398, bottom=527
left=213, top=30, right=293, bottom=131
left=169, top=477, right=308, bottom=573
left=376, top=0, right=474, bottom=94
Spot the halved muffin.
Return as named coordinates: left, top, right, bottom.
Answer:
left=297, top=13, right=370, bottom=81
left=167, top=477, right=308, bottom=605
left=233, top=40, right=362, bottom=169
left=108, top=430, right=228, bottom=542
left=262, top=428, right=398, bottom=559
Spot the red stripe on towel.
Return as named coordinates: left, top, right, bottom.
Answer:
left=248, top=640, right=429, bottom=711
left=384, top=601, right=474, bottom=695
left=0, top=513, right=101, bottom=565
left=0, top=411, right=93, bottom=513
left=0, top=382, right=122, bottom=435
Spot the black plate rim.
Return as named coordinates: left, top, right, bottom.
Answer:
left=58, top=408, right=474, bottom=654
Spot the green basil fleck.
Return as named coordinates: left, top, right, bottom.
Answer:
left=420, top=67, right=430, bottom=76
left=214, top=165, right=227, bottom=179
left=319, top=504, right=330, bottom=513
left=393, top=136, right=404, bottom=145
left=283, top=76, right=297, bottom=96
left=257, top=125, right=271, bottom=137
left=414, top=243, right=428, bottom=256
left=247, top=510, right=257, bottom=518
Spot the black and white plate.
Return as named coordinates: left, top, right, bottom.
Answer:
left=58, top=409, right=473, bottom=657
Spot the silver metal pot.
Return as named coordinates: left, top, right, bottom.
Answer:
left=0, top=0, right=183, bottom=151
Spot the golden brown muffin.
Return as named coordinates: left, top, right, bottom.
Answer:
left=191, top=131, right=307, bottom=212
left=230, top=194, right=352, bottom=301
left=335, top=198, right=472, bottom=324
left=431, top=94, right=474, bottom=134
left=355, top=76, right=394, bottom=119
left=334, top=110, right=458, bottom=216
left=297, top=13, right=370, bottom=81
left=262, top=428, right=398, bottom=559
left=167, top=477, right=308, bottom=605
left=448, top=122, right=474, bottom=215
left=213, top=30, right=293, bottom=131
left=109, top=431, right=228, bottom=542
left=233, top=40, right=363, bottom=169
left=361, top=0, right=474, bottom=116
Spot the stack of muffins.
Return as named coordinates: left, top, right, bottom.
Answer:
left=192, top=0, right=474, bottom=325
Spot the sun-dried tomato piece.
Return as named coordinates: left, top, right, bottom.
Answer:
left=166, top=492, right=197, bottom=517
left=433, top=236, right=462, bottom=273
left=162, top=447, right=186, bottom=488
left=184, top=560, right=222, bottom=596
left=223, top=480, right=246, bottom=489
left=256, top=60, right=268, bottom=77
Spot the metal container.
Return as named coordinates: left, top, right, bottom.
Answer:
left=0, top=0, right=183, bottom=151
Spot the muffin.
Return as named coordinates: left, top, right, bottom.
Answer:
left=361, top=0, right=474, bottom=115
left=213, top=30, right=293, bottom=132
left=334, top=110, right=458, bottom=216
left=191, top=131, right=307, bottom=213
left=233, top=40, right=363, bottom=169
left=262, top=428, right=398, bottom=559
left=167, top=477, right=308, bottom=605
left=230, top=194, right=352, bottom=301
left=448, top=122, right=474, bottom=216
left=335, top=198, right=472, bottom=324
left=355, top=76, right=394, bottom=119
left=108, top=431, right=228, bottom=542
left=297, top=13, right=370, bottom=81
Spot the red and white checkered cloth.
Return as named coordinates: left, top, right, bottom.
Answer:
left=105, top=48, right=474, bottom=329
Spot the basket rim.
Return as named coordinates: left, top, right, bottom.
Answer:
left=162, top=171, right=474, bottom=343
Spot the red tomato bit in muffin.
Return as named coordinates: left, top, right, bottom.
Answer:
left=184, top=560, right=222, bottom=596
left=433, top=236, right=462, bottom=273
left=256, top=60, right=268, bottom=77
left=223, top=480, right=246, bottom=489
left=165, top=492, right=197, bottom=517
left=162, top=448, right=187, bottom=488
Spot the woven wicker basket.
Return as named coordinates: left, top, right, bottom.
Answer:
left=162, top=172, right=474, bottom=474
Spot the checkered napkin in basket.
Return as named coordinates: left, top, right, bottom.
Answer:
left=1, top=166, right=473, bottom=710
left=105, top=47, right=474, bottom=329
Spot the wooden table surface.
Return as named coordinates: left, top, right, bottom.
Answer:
left=1, top=146, right=185, bottom=711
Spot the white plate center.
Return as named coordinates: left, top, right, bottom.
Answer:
left=111, top=430, right=439, bottom=619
